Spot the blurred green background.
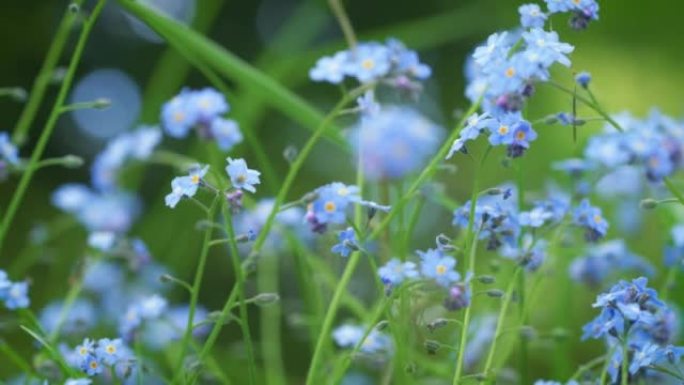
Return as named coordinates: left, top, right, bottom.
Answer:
left=1, top=0, right=683, bottom=382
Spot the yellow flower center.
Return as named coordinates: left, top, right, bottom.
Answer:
left=236, top=174, right=246, bottom=184
left=361, top=59, right=375, bottom=70
left=324, top=201, right=337, bottom=213
left=106, top=345, right=116, bottom=354
left=516, top=130, right=526, bottom=140
left=191, top=175, right=200, bottom=184
left=498, top=125, right=509, bottom=135
left=173, top=111, right=185, bottom=123
left=90, top=361, right=99, bottom=369
left=337, top=187, right=348, bottom=196
left=505, top=67, right=515, bottom=78
left=436, top=264, right=447, bottom=275
left=593, top=214, right=603, bottom=224
left=79, top=347, right=88, bottom=356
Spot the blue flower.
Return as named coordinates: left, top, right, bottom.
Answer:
left=82, top=354, right=103, bottom=376
left=486, top=113, right=522, bottom=146
left=572, top=199, right=609, bottom=241
left=331, top=227, right=358, bottom=257
left=351, top=107, right=443, bottom=180
left=96, top=338, right=124, bottom=365
left=4, top=281, right=29, bottom=309
left=344, top=43, right=391, bottom=83
left=519, top=4, right=547, bottom=28
left=66, top=379, right=92, bottom=385
left=226, top=158, right=261, bottom=193
left=311, top=185, right=351, bottom=225
left=419, top=248, right=460, bottom=287
left=378, top=258, right=418, bottom=287
left=209, top=118, right=243, bottom=151
left=52, top=184, right=94, bottom=213
left=544, top=0, right=572, bottom=13
left=161, top=89, right=198, bottom=138
left=309, top=51, right=348, bottom=84
left=191, top=87, right=229, bottom=123
left=87, top=231, right=116, bottom=251
left=575, top=71, right=592, bottom=88
left=522, top=29, right=574, bottom=68
left=0, top=132, right=19, bottom=165
left=519, top=207, right=553, bottom=227
left=570, top=240, right=653, bottom=287
left=473, top=32, right=511, bottom=68
left=446, top=113, right=494, bottom=158
left=0, top=270, right=11, bottom=299
left=387, top=38, right=432, bottom=80
left=332, top=324, right=392, bottom=354
left=629, top=343, right=659, bottom=374
left=356, top=90, right=380, bottom=117
left=165, top=165, right=209, bottom=208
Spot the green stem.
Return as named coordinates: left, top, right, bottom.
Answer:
left=663, top=177, right=684, bottom=207
left=174, top=196, right=219, bottom=381
left=569, top=354, right=607, bottom=381
left=0, top=341, right=36, bottom=376
left=222, top=205, right=257, bottom=385
left=451, top=158, right=484, bottom=385
left=305, top=100, right=368, bottom=385
left=0, top=0, right=105, bottom=258
left=481, top=267, right=523, bottom=383
left=621, top=337, right=629, bottom=385
left=11, top=0, right=85, bottom=145
left=48, top=261, right=89, bottom=343
left=369, top=99, right=481, bottom=242
left=328, top=0, right=357, bottom=49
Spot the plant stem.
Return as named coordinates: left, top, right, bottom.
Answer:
left=481, top=267, right=523, bottom=383
left=451, top=156, right=484, bottom=385
left=328, top=0, right=357, bottom=49
left=663, top=177, right=684, bottom=207
left=305, top=104, right=368, bottom=385
left=0, top=0, right=105, bottom=258
left=11, top=0, right=85, bottom=145
left=174, top=196, right=219, bottom=381
left=222, top=205, right=257, bottom=385
left=621, top=338, right=629, bottom=385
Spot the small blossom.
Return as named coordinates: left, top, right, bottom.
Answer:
left=226, top=158, right=261, bottom=193
left=331, top=227, right=358, bottom=257
left=209, top=118, right=243, bottom=151
left=378, top=258, right=419, bottom=287
left=96, top=338, right=123, bottom=365
left=519, top=4, right=547, bottom=29
left=5, top=281, right=30, bottom=309
left=575, top=71, right=592, bottom=88
left=0, top=132, right=19, bottom=165
left=419, top=248, right=460, bottom=287
left=165, top=165, right=209, bottom=208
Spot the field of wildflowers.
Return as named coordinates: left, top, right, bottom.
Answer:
left=1, top=0, right=684, bottom=384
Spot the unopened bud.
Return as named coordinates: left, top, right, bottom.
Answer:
left=424, top=340, right=441, bottom=355
left=302, top=191, right=318, bottom=203
left=477, top=275, right=495, bottom=284
left=639, top=198, right=658, bottom=210
left=68, top=3, right=80, bottom=13
left=253, top=293, right=279, bottom=307
left=551, top=327, right=570, bottom=341
left=544, top=114, right=559, bottom=125
left=61, top=154, right=84, bottom=168
left=484, top=188, right=503, bottom=196
left=375, top=320, right=389, bottom=331
left=519, top=325, right=536, bottom=340
left=283, top=145, right=298, bottom=164
left=486, top=289, right=505, bottom=298
left=427, top=318, right=449, bottom=332
left=93, top=98, right=111, bottom=109
left=342, top=239, right=359, bottom=251
left=436, top=233, right=452, bottom=246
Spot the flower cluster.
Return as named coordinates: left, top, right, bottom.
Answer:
left=570, top=240, right=654, bottom=287
left=91, top=126, right=162, bottom=191
left=165, top=158, right=260, bottom=209
left=73, top=337, right=131, bottom=376
left=310, top=38, right=430, bottom=87
left=332, top=324, right=393, bottom=355
left=305, top=182, right=388, bottom=233
left=0, top=269, right=29, bottom=310
left=449, top=1, right=599, bottom=159
left=350, top=106, right=443, bottom=180
left=583, top=278, right=684, bottom=382
left=580, top=110, right=684, bottom=182
left=161, top=87, right=243, bottom=151
left=544, top=0, right=599, bottom=30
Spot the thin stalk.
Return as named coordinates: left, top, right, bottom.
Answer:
left=328, top=0, right=357, bottom=49
left=222, top=205, right=257, bottom=385
left=305, top=106, right=368, bottom=385
left=0, top=341, right=36, bottom=376
left=569, top=355, right=607, bottom=381
left=12, top=0, right=85, bottom=145
left=0, top=0, right=106, bottom=258
left=450, top=149, right=487, bottom=385
left=663, top=177, right=684, bottom=207
left=174, top=196, right=219, bottom=380
left=48, top=263, right=88, bottom=343
left=481, top=267, right=523, bottom=383
left=369, top=99, right=482, bottom=242
left=621, top=338, right=629, bottom=385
